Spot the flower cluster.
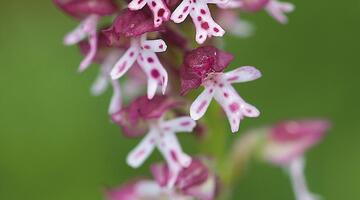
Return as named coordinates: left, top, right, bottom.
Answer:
left=53, top=0, right=330, bottom=200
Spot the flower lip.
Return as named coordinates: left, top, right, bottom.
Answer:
left=270, top=119, right=330, bottom=144
left=103, top=9, right=163, bottom=40
left=54, top=0, right=119, bottom=18
left=180, top=46, right=234, bottom=95
left=111, top=95, right=183, bottom=137
left=241, top=0, right=270, bottom=12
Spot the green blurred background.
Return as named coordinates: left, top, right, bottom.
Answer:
left=0, top=0, right=359, bottom=199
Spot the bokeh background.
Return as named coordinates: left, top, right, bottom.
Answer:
left=0, top=0, right=359, bottom=200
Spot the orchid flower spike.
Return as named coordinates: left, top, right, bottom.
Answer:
left=262, top=119, right=330, bottom=200
left=128, top=0, right=171, bottom=27
left=54, top=0, right=118, bottom=72
left=112, top=95, right=196, bottom=187
left=171, top=0, right=228, bottom=44
left=181, top=46, right=261, bottom=133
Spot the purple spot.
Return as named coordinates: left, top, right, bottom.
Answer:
left=170, top=150, right=178, bottom=163
left=151, top=69, right=160, bottom=78
left=213, top=27, right=219, bottom=32
left=201, top=22, right=209, bottom=30
left=158, top=8, right=165, bottom=17
left=151, top=1, right=157, bottom=6
left=180, top=121, right=191, bottom=126
left=183, top=6, right=189, bottom=13
left=227, top=76, right=238, bottom=82
left=147, top=57, right=154, bottom=63
left=200, top=9, right=206, bottom=15
left=197, top=100, right=207, bottom=113
left=224, top=92, right=229, bottom=98
left=229, top=103, right=239, bottom=113
left=118, top=62, right=127, bottom=73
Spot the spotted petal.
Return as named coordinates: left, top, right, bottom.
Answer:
left=137, top=51, right=168, bottom=99
left=190, top=87, right=214, bottom=120
left=126, top=130, right=157, bottom=168
left=161, top=117, right=196, bottom=133
left=170, top=0, right=191, bottom=23
left=214, top=83, right=260, bottom=132
left=265, top=0, right=295, bottom=24
left=111, top=45, right=139, bottom=79
left=158, top=132, right=192, bottom=187
left=224, top=66, right=262, bottom=83
left=190, top=4, right=225, bottom=44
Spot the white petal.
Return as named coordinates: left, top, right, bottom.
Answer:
left=213, top=83, right=259, bottom=133
left=157, top=132, right=192, bottom=188
left=147, top=0, right=171, bottom=27
left=217, top=0, right=243, bottom=9
left=90, top=71, right=109, bottom=96
left=137, top=51, right=168, bottom=99
left=288, top=157, right=321, bottom=200
left=205, top=0, right=229, bottom=4
left=135, top=181, right=162, bottom=197
left=161, top=116, right=196, bottom=133
left=190, top=87, right=214, bottom=120
left=78, top=29, right=97, bottom=72
left=224, top=66, right=261, bottom=84
left=63, top=15, right=99, bottom=45
left=190, top=3, right=225, bottom=44
left=141, top=38, right=167, bottom=52
left=265, top=0, right=295, bottom=24
left=128, top=0, right=147, bottom=10
left=108, top=80, right=122, bottom=114
left=110, top=46, right=139, bottom=80
left=126, top=130, right=156, bottom=168
left=229, top=18, right=254, bottom=38
left=171, top=0, right=192, bottom=23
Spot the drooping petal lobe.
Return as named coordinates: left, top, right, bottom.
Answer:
left=111, top=46, right=139, bottom=79
left=127, top=130, right=156, bottom=168
left=190, top=88, right=214, bottom=120
left=265, top=0, right=295, bottom=24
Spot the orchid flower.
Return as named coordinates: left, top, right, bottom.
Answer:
left=265, top=0, right=295, bottom=24
left=110, top=34, right=168, bottom=99
left=128, top=0, right=171, bottom=27
left=262, top=119, right=330, bottom=200
left=112, top=96, right=196, bottom=187
left=216, top=9, right=254, bottom=38
left=54, top=0, right=118, bottom=72
left=181, top=46, right=261, bottom=133
left=218, top=0, right=294, bottom=24
left=103, top=9, right=169, bottom=99
left=171, top=0, right=228, bottom=44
